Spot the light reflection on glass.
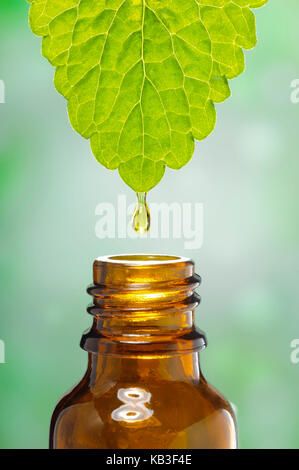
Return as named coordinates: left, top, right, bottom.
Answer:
left=111, top=387, right=153, bottom=423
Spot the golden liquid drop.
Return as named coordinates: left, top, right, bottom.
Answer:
left=132, top=192, right=150, bottom=234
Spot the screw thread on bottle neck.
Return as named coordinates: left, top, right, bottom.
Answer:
left=81, top=255, right=206, bottom=356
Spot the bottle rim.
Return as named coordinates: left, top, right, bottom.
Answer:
left=96, top=254, right=191, bottom=266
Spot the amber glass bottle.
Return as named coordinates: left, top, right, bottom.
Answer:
left=50, top=255, right=237, bottom=449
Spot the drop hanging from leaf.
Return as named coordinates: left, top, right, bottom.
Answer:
left=132, top=192, right=150, bottom=235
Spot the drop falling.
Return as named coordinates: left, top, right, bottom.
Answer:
left=132, top=192, right=150, bottom=234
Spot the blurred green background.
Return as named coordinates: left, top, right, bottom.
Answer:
left=0, top=0, right=298, bottom=449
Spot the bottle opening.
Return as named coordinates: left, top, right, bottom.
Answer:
left=93, top=254, right=194, bottom=284
left=100, top=254, right=189, bottom=265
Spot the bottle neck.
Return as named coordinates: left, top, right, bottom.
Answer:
left=81, top=255, right=206, bottom=358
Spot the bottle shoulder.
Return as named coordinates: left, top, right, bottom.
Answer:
left=197, top=377, right=234, bottom=414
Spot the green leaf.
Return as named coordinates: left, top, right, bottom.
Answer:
left=29, top=0, right=267, bottom=192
